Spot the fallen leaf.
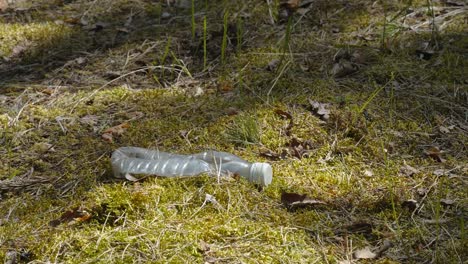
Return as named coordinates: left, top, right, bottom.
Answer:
left=281, top=191, right=326, bottom=211
left=440, top=199, right=455, bottom=206
left=63, top=16, right=81, bottom=24
left=225, top=107, right=239, bottom=116
left=421, top=218, right=450, bottom=224
left=204, top=193, right=223, bottom=210
left=275, top=109, right=293, bottom=119
left=126, top=111, right=144, bottom=120
left=433, top=168, right=457, bottom=177
left=102, top=123, right=129, bottom=142
left=116, top=27, right=130, bottom=33
left=275, top=109, right=294, bottom=136
left=416, top=188, right=427, bottom=196
left=32, top=142, right=55, bottom=153
left=4, top=250, right=17, bottom=264
left=375, top=240, right=393, bottom=256
left=353, top=247, right=377, bottom=259
left=125, top=173, right=140, bottom=182
left=424, top=146, right=445, bottom=162
left=280, top=0, right=301, bottom=11
left=0, top=0, right=8, bottom=11
left=363, top=169, right=374, bottom=177
left=101, top=133, right=114, bottom=142
left=10, top=43, right=29, bottom=58
left=41, top=87, right=55, bottom=96
left=307, top=99, right=331, bottom=121
left=402, top=199, right=419, bottom=212
left=218, top=80, right=234, bottom=93
left=259, top=149, right=287, bottom=160
left=80, top=115, right=99, bottom=126
left=198, top=240, right=211, bottom=253
left=75, top=57, right=86, bottom=65
left=439, top=126, right=450, bottom=133
left=266, top=59, right=281, bottom=71
left=288, top=137, right=313, bottom=159
left=331, top=60, right=358, bottom=78
left=336, top=222, right=373, bottom=235
left=49, top=208, right=91, bottom=227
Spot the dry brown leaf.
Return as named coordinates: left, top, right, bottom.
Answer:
left=402, top=199, right=419, bottom=212
left=198, top=240, right=211, bottom=253
left=126, top=111, right=144, bottom=120
left=275, top=109, right=294, bottom=136
left=101, top=133, right=113, bottom=142
left=41, top=87, right=55, bottom=96
left=33, top=142, right=55, bottom=153
left=80, top=115, right=99, bottom=126
left=439, top=126, right=450, bottom=133
left=225, top=107, right=239, bottom=116
left=102, top=123, right=129, bottom=142
left=49, top=208, right=91, bottom=227
left=103, top=122, right=129, bottom=135
left=336, top=222, right=373, bottom=235
left=0, top=0, right=8, bottom=11
left=275, top=109, right=293, bottom=119
left=281, top=0, right=301, bottom=10
left=440, top=198, right=455, bottom=206
left=331, top=60, right=358, bottom=77
left=266, top=59, right=280, bottom=71
left=308, top=99, right=331, bottom=121
left=424, top=146, right=445, bottom=162
left=218, top=80, right=234, bottom=93
left=281, top=191, right=326, bottom=211
left=259, top=149, right=287, bottom=161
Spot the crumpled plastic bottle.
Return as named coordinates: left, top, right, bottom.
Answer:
left=111, top=147, right=272, bottom=186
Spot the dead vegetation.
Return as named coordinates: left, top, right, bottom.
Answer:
left=1, top=0, right=467, bottom=263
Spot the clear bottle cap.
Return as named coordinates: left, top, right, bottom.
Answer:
left=249, top=163, right=273, bottom=186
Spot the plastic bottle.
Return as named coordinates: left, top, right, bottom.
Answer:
left=111, top=147, right=272, bottom=186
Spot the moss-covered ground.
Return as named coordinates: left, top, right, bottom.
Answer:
left=0, top=0, right=467, bottom=263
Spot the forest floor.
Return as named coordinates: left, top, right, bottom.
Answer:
left=0, top=0, right=467, bottom=263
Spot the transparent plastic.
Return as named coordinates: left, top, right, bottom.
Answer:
left=111, top=147, right=272, bottom=186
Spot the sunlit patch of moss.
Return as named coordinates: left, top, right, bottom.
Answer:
left=0, top=22, right=77, bottom=58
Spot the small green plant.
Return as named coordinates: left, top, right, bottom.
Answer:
left=359, top=80, right=387, bottom=113
left=226, top=114, right=261, bottom=146
left=191, top=0, right=196, bottom=39
left=203, top=16, right=207, bottom=69
left=156, top=37, right=172, bottom=80
left=282, top=16, right=293, bottom=58
left=236, top=16, right=243, bottom=53
left=425, top=0, right=440, bottom=48
left=221, top=10, right=229, bottom=65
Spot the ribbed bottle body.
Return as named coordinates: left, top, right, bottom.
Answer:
left=112, top=147, right=214, bottom=177
left=110, top=147, right=271, bottom=186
